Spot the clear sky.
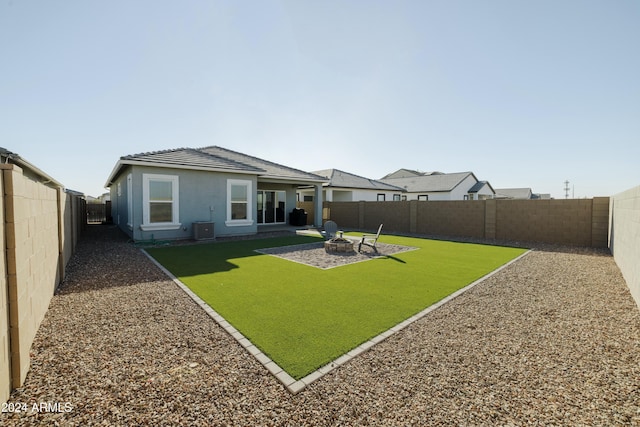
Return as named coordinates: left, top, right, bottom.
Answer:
left=1, top=0, right=638, bottom=199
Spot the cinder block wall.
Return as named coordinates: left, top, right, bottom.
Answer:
left=0, top=171, right=10, bottom=406
left=610, top=186, right=640, bottom=309
left=60, top=191, right=83, bottom=270
left=495, top=199, right=595, bottom=246
left=325, top=198, right=610, bottom=248
left=363, top=201, right=411, bottom=233
left=3, top=164, right=61, bottom=392
left=416, top=201, right=486, bottom=238
left=325, top=202, right=360, bottom=229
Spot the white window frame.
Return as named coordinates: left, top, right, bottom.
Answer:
left=141, top=173, right=181, bottom=231
left=126, top=174, right=133, bottom=229
left=226, top=179, right=254, bottom=227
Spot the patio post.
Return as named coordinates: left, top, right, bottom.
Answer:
left=314, top=183, right=323, bottom=227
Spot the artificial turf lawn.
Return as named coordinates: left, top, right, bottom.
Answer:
left=147, top=234, right=527, bottom=379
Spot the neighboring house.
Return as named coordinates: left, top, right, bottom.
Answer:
left=298, top=168, right=406, bottom=202
left=380, top=168, right=444, bottom=180
left=380, top=169, right=495, bottom=200
left=495, top=188, right=533, bottom=199
left=105, top=146, right=327, bottom=241
left=495, top=188, right=551, bottom=200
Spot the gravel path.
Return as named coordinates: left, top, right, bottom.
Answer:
left=2, top=225, right=639, bottom=426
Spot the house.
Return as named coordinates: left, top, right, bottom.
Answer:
left=495, top=188, right=552, bottom=200
left=298, top=168, right=406, bottom=202
left=105, top=146, right=327, bottom=241
left=380, top=168, right=444, bottom=180
left=494, top=188, right=533, bottom=199
left=380, top=169, right=495, bottom=200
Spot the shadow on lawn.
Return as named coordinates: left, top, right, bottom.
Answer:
left=146, top=235, right=322, bottom=277
left=58, top=225, right=319, bottom=294
left=383, top=255, right=407, bottom=264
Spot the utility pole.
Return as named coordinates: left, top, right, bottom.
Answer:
left=564, top=180, right=570, bottom=199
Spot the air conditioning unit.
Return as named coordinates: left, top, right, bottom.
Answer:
left=193, top=221, right=215, bottom=240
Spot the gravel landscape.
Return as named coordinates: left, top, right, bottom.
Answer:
left=2, top=225, right=639, bottom=426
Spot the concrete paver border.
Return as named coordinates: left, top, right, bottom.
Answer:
left=142, top=248, right=531, bottom=394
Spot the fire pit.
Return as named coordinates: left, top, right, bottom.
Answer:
left=324, top=237, right=355, bottom=253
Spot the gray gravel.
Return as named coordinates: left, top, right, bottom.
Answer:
left=255, top=241, right=417, bottom=269
left=2, top=225, right=639, bottom=426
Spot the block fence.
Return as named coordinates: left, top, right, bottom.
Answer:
left=0, top=163, right=85, bottom=405
left=610, top=185, right=640, bottom=309
left=322, top=198, right=610, bottom=248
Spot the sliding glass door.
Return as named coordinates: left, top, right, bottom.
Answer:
left=257, top=190, right=286, bottom=224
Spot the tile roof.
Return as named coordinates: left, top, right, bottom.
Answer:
left=198, top=146, right=326, bottom=181
left=106, top=146, right=327, bottom=186
left=313, top=169, right=405, bottom=191
left=121, top=147, right=264, bottom=173
left=381, top=172, right=474, bottom=193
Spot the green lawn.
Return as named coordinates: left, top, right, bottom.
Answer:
left=146, top=234, right=526, bottom=379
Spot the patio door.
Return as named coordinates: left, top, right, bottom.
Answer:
left=257, top=190, right=286, bottom=224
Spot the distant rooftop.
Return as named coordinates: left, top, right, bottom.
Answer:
left=313, top=168, right=405, bottom=191
left=381, top=171, right=475, bottom=193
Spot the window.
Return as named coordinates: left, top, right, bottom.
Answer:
left=227, top=179, right=253, bottom=226
left=377, top=194, right=386, bottom=201
left=141, top=174, right=180, bottom=230
left=402, top=195, right=407, bottom=201
left=303, top=195, right=313, bottom=202
left=257, top=190, right=286, bottom=224
left=393, top=194, right=401, bottom=201
left=418, top=195, right=429, bottom=201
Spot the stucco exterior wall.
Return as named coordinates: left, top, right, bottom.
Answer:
left=610, top=186, right=640, bottom=309
left=111, top=166, right=306, bottom=240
